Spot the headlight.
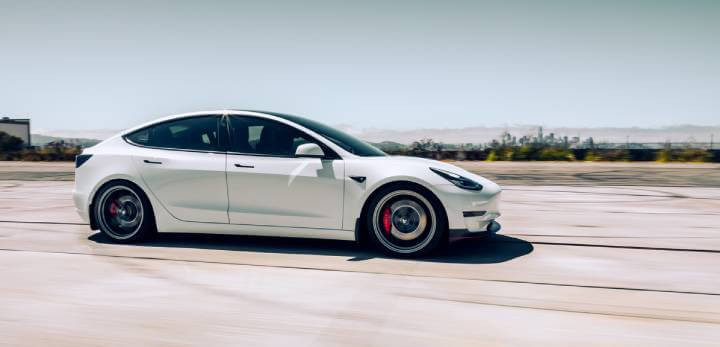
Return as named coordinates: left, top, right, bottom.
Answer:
left=430, top=167, right=483, bottom=191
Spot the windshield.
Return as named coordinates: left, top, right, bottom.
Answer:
left=267, top=112, right=387, bottom=157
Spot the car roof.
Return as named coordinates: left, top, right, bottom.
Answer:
left=116, top=110, right=354, bottom=158
left=119, top=110, right=275, bottom=136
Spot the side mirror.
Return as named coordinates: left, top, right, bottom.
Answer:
left=295, top=143, right=325, bottom=158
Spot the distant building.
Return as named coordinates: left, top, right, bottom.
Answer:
left=0, top=117, right=31, bottom=147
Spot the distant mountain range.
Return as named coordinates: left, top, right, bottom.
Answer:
left=341, top=125, right=719, bottom=145
left=31, top=134, right=101, bottom=148
left=32, top=124, right=719, bottom=148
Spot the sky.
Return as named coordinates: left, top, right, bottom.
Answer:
left=1, top=0, right=719, bottom=133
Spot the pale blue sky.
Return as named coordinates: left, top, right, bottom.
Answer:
left=1, top=0, right=718, bottom=131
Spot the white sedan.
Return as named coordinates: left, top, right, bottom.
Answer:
left=73, top=110, right=502, bottom=257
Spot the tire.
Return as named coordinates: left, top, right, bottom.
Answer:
left=365, top=184, right=447, bottom=257
left=93, top=181, right=156, bottom=243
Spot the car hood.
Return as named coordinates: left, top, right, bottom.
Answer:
left=363, top=155, right=499, bottom=189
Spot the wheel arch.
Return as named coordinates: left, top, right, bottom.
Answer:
left=356, top=180, right=448, bottom=243
left=88, top=177, right=154, bottom=231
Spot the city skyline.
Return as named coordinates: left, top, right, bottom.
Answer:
left=24, top=122, right=718, bottom=147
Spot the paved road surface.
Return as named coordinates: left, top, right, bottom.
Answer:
left=1, top=162, right=719, bottom=346
left=2, top=161, right=719, bottom=187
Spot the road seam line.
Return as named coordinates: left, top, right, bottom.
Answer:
left=1, top=247, right=718, bottom=297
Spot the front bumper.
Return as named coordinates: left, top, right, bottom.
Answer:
left=432, top=183, right=502, bottom=233
left=449, top=220, right=502, bottom=238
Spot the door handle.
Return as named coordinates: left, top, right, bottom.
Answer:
left=234, top=163, right=254, bottom=168
left=143, top=160, right=163, bottom=164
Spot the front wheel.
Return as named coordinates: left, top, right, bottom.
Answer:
left=366, top=185, right=447, bottom=257
left=94, top=182, right=156, bottom=243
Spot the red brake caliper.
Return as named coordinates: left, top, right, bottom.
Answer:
left=382, top=207, right=392, bottom=235
left=109, top=201, right=119, bottom=216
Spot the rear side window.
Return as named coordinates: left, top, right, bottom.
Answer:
left=126, top=128, right=150, bottom=145
left=125, top=116, right=220, bottom=151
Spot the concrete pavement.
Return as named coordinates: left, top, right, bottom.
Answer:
left=0, top=162, right=719, bottom=346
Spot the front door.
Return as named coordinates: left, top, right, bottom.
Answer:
left=225, top=115, right=344, bottom=229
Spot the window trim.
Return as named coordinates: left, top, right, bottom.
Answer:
left=123, top=114, right=225, bottom=154
left=224, top=115, right=341, bottom=160
left=241, top=110, right=386, bottom=157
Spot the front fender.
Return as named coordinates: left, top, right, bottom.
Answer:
left=341, top=157, right=451, bottom=231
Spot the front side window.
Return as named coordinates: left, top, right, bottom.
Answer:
left=126, top=115, right=220, bottom=151
left=228, top=116, right=314, bottom=157
left=268, top=113, right=386, bottom=157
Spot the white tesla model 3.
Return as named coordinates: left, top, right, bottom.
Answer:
left=73, top=110, right=501, bottom=257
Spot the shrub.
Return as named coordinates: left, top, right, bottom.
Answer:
left=0, top=131, right=24, bottom=152
left=584, top=149, right=629, bottom=161
left=537, top=148, right=575, bottom=161
left=0, top=146, right=83, bottom=161
left=502, top=148, right=514, bottom=161
left=604, top=149, right=629, bottom=161
left=656, top=148, right=711, bottom=162
left=585, top=151, right=598, bottom=161
left=511, top=146, right=532, bottom=160
left=656, top=149, right=671, bottom=163
left=486, top=150, right=498, bottom=162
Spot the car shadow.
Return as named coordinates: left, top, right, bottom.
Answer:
left=88, top=232, right=533, bottom=265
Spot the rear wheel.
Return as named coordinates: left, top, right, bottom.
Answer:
left=94, top=182, right=156, bottom=243
left=366, top=185, right=447, bottom=257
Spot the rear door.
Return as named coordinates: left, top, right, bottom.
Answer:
left=126, top=115, right=229, bottom=223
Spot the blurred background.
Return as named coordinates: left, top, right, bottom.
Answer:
left=1, top=1, right=719, bottom=346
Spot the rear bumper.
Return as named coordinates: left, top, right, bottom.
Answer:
left=72, top=188, right=90, bottom=224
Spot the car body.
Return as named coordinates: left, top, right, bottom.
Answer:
left=73, top=110, right=502, bottom=256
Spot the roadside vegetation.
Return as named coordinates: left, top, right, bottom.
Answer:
left=376, top=128, right=719, bottom=163
left=2, top=130, right=718, bottom=162
left=0, top=131, right=82, bottom=161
